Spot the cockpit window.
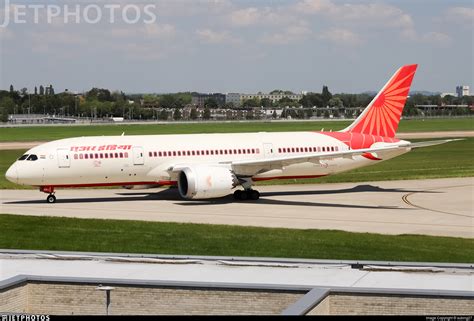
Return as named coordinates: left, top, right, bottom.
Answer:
left=18, top=154, right=29, bottom=161
left=26, top=154, right=38, bottom=161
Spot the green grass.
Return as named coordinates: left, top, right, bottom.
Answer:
left=0, top=214, right=472, bottom=263
left=1, top=138, right=472, bottom=189
left=0, top=118, right=472, bottom=142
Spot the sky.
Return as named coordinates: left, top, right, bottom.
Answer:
left=0, top=0, right=473, bottom=94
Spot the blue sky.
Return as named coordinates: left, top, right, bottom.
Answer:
left=0, top=0, right=472, bottom=94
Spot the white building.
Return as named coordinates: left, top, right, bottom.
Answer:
left=456, top=85, right=470, bottom=97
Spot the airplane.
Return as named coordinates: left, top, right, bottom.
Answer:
left=5, top=64, right=457, bottom=203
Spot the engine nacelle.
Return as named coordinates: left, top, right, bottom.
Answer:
left=178, top=165, right=237, bottom=199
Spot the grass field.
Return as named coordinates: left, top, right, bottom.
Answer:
left=0, top=118, right=472, bottom=142
left=1, top=138, right=472, bottom=189
left=0, top=214, right=472, bottom=263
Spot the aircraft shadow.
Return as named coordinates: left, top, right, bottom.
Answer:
left=4, top=184, right=431, bottom=210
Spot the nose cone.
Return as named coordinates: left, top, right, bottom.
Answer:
left=5, top=163, right=18, bottom=184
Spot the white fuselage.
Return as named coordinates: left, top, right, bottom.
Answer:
left=6, top=131, right=410, bottom=188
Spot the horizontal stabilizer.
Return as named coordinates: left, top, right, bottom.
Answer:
left=409, top=139, right=464, bottom=149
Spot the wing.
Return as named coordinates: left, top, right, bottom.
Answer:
left=166, top=139, right=461, bottom=177
left=225, top=144, right=410, bottom=176
left=225, top=139, right=461, bottom=177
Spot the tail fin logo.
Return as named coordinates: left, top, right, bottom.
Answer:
left=345, top=64, right=418, bottom=138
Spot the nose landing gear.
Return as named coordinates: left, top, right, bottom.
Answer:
left=40, top=186, right=56, bottom=204
left=46, top=194, right=56, bottom=203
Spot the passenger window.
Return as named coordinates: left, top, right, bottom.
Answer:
left=85, top=154, right=89, bottom=159
left=18, top=154, right=29, bottom=161
left=120, top=152, right=124, bottom=158
left=104, top=153, right=108, bottom=159
left=79, top=154, right=84, bottom=159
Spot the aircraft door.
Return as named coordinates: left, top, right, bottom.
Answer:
left=133, top=146, right=145, bottom=165
left=263, top=143, right=274, bottom=158
left=57, top=149, right=71, bottom=168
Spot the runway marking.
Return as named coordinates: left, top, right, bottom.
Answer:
left=401, top=184, right=473, bottom=218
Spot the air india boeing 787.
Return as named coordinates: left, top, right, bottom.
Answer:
left=5, top=64, right=456, bottom=203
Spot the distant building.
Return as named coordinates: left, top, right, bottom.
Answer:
left=191, top=93, right=226, bottom=108
left=225, top=93, right=242, bottom=107
left=240, top=93, right=303, bottom=104
left=226, top=92, right=303, bottom=107
left=456, top=85, right=470, bottom=97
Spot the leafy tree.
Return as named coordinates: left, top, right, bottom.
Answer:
left=329, top=97, right=343, bottom=107
left=204, top=98, right=218, bottom=109
left=39, top=85, right=45, bottom=95
left=34, top=86, right=38, bottom=95
left=86, top=88, right=112, bottom=102
left=158, top=109, right=169, bottom=120
left=322, top=86, right=332, bottom=107
left=242, top=98, right=260, bottom=108
left=20, top=88, right=28, bottom=96
left=272, top=110, right=277, bottom=119
left=173, top=109, right=182, bottom=120
left=203, top=107, right=211, bottom=120
left=0, top=96, right=15, bottom=121
left=260, top=98, right=272, bottom=107
left=9, top=85, right=14, bottom=93
left=190, top=108, right=198, bottom=120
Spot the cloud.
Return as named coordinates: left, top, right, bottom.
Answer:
left=446, top=7, right=474, bottom=26
left=261, top=23, right=312, bottom=45
left=109, top=23, right=176, bottom=39
left=292, top=1, right=416, bottom=40
left=293, top=0, right=334, bottom=14
left=319, top=28, right=362, bottom=46
left=195, top=28, right=240, bottom=44
left=228, top=7, right=261, bottom=26
left=421, top=32, right=452, bottom=46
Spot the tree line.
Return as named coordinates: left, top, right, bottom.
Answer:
left=1, top=85, right=472, bottom=122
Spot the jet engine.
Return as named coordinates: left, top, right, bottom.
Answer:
left=178, top=165, right=238, bottom=199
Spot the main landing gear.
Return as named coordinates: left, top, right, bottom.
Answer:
left=233, top=189, right=260, bottom=201
left=40, top=186, right=56, bottom=204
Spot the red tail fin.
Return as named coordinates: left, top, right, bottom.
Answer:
left=343, top=64, right=418, bottom=138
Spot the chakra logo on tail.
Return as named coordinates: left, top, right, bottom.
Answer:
left=344, top=64, right=418, bottom=138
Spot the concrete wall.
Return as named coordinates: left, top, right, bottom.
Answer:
left=0, top=284, right=28, bottom=313
left=26, top=283, right=304, bottom=315
left=307, top=294, right=474, bottom=315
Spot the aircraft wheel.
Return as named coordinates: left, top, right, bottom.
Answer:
left=46, top=194, right=56, bottom=204
left=249, top=190, right=260, bottom=200
left=233, top=190, right=242, bottom=200
left=240, top=190, right=248, bottom=201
